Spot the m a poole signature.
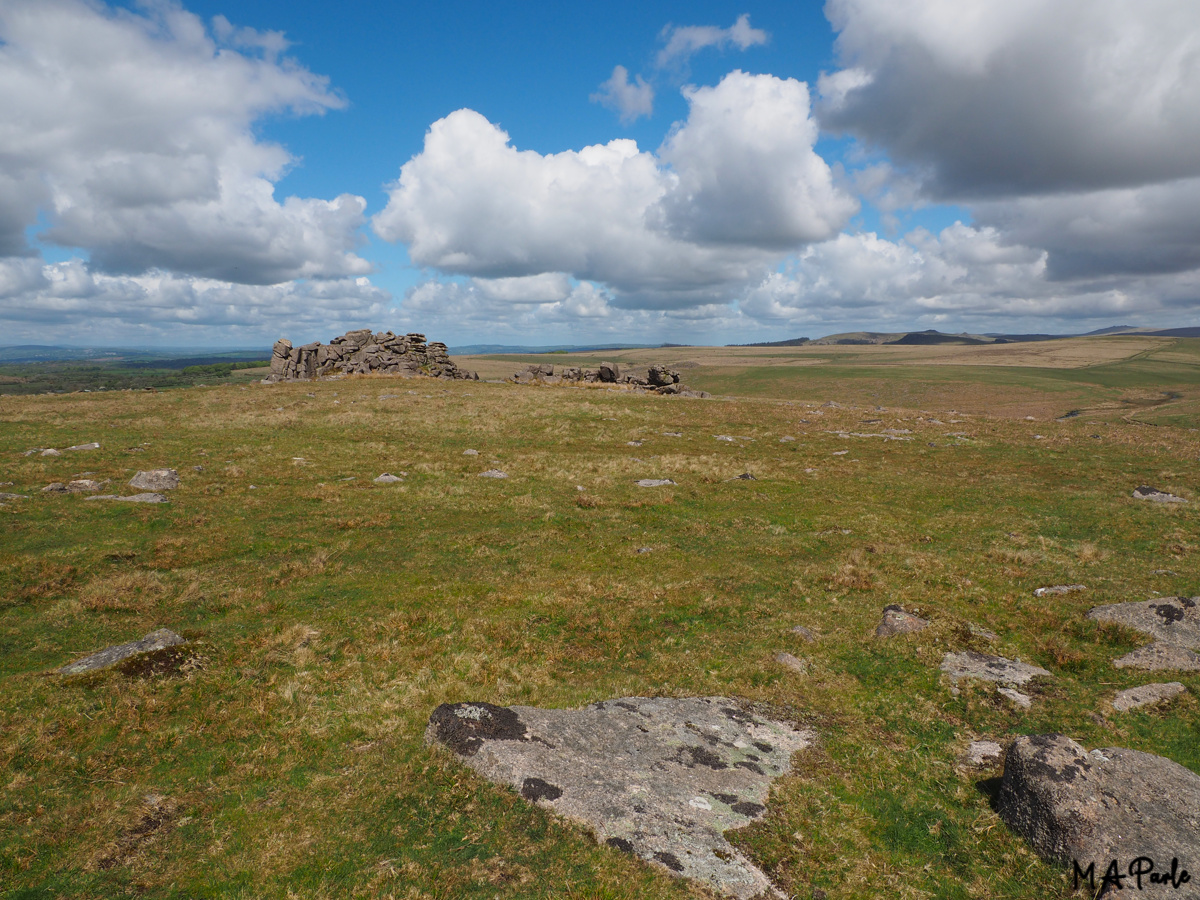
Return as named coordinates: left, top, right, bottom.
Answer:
left=1074, top=857, right=1192, bottom=892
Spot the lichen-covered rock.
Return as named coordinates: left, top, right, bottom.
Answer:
left=997, top=733, right=1200, bottom=897
left=57, top=628, right=186, bottom=675
left=1112, top=682, right=1186, bottom=712
left=1113, top=642, right=1200, bottom=671
left=129, top=469, right=179, bottom=491
left=940, top=650, right=1050, bottom=685
left=1133, top=485, right=1188, bottom=503
left=266, top=331, right=477, bottom=382
left=1087, top=596, right=1200, bottom=649
left=425, top=696, right=814, bottom=899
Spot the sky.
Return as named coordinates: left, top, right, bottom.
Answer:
left=2, top=0, right=1200, bottom=349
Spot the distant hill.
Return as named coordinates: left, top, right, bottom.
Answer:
left=726, top=337, right=810, bottom=347
left=889, top=331, right=988, bottom=346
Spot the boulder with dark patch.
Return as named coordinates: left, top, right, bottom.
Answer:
left=1087, top=596, right=1200, bottom=649
left=940, top=650, right=1050, bottom=685
left=1133, top=485, right=1188, bottom=503
left=425, top=696, right=814, bottom=899
left=997, top=733, right=1200, bottom=897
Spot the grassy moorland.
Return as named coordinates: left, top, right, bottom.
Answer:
left=2, top=336, right=1199, bottom=899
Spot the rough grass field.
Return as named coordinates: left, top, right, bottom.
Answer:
left=2, top=336, right=1199, bottom=899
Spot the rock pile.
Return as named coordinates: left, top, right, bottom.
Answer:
left=511, top=362, right=710, bottom=397
left=266, top=330, right=477, bottom=382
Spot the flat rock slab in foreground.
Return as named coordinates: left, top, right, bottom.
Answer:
left=997, top=734, right=1200, bottom=897
left=940, top=650, right=1050, bottom=685
left=1087, top=596, right=1200, bottom=648
left=57, top=628, right=186, bottom=675
left=426, top=696, right=814, bottom=899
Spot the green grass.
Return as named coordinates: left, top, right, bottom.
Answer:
left=1, top=346, right=1199, bottom=899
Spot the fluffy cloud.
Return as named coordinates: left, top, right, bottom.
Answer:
left=590, top=66, right=655, bottom=124
left=657, top=14, right=768, bottom=70
left=0, top=0, right=370, bottom=284
left=0, top=257, right=390, bottom=345
left=739, top=224, right=1199, bottom=331
left=819, top=0, right=1200, bottom=197
left=374, top=71, right=855, bottom=308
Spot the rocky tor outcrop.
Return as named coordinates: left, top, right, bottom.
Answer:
left=266, top=330, right=478, bottom=382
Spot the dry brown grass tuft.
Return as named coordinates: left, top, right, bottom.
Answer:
left=78, top=571, right=171, bottom=612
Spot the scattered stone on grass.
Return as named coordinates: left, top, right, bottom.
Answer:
left=65, top=442, right=100, bottom=451
left=1113, top=642, right=1200, bottom=672
left=875, top=605, right=928, bottom=637
left=1133, top=485, right=1188, bottom=503
left=997, top=733, right=1200, bottom=891
left=963, top=740, right=1003, bottom=767
left=129, top=469, right=180, bottom=491
left=463, top=449, right=479, bottom=455
left=627, top=440, right=644, bottom=447
left=40, top=448, right=62, bottom=457
left=373, top=473, right=404, bottom=484
left=0, top=492, right=27, bottom=500
left=790, top=626, right=817, bottom=642
left=84, top=493, right=169, bottom=504
left=779, top=436, right=795, bottom=442
left=997, top=687, right=1033, bottom=708
left=775, top=652, right=808, bottom=674
left=44, top=479, right=103, bottom=493
left=478, top=469, right=508, bottom=479
left=832, top=450, right=849, bottom=456
left=1087, top=596, right=1199, bottom=648
left=726, top=473, right=756, bottom=481
left=425, top=696, right=814, bottom=899
left=1033, top=584, right=1086, bottom=597
left=57, top=628, right=186, bottom=675
left=967, top=623, right=999, bottom=642
left=940, top=650, right=1050, bottom=686
left=636, top=479, right=676, bottom=487
left=662, top=432, right=682, bottom=437
left=714, top=435, right=735, bottom=442
left=1112, top=682, right=1186, bottom=712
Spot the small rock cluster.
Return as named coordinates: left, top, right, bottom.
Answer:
left=266, top=330, right=477, bottom=382
left=511, top=362, right=710, bottom=397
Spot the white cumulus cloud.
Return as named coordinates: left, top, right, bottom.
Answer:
left=374, top=71, right=855, bottom=308
left=0, top=0, right=371, bottom=284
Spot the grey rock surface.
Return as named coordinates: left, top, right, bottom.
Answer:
left=84, top=493, right=169, bottom=503
left=1133, top=485, right=1188, bottom=503
left=635, top=479, right=676, bottom=487
left=1113, top=642, right=1200, bottom=671
left=875, top=605, right=928, bottom=637
left=373, top=473, right=404, bottom=484
left=425, top=696, right=814, bottom=899
left=997, top=687, right=1033, bottom=708
left=57, top=628, right=186, bottom=675
left=268, top=330, right=476, bottom=382
left=1112, top=682, right=1186, bottom=712
left=40, top=448, right=61, bottom=457
left=775, top=652, right=808, bottom=674
left=0, top=492, right=27, bottom=500
left=964, top=740, right=1003, bottom=767
left=129, top=469, right=180, bottom=491
left=1033, top=584, right=1086, bottom=597
left=1087, top=596, right=1200, bottom=649
left=997, top=733, right=1200, bottom=896
left=478, top=469, right=508, bottom=479
left=940, top=650, right=1050, bottom=686
left=65, top=442, right=100, bottom=451
left=790, top=626, right=817, bottom=642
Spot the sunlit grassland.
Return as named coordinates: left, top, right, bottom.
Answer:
left=2, top=341, right=1199, bottom=899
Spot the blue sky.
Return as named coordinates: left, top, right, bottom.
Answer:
left=2, top=0, right=1199, bottom=348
